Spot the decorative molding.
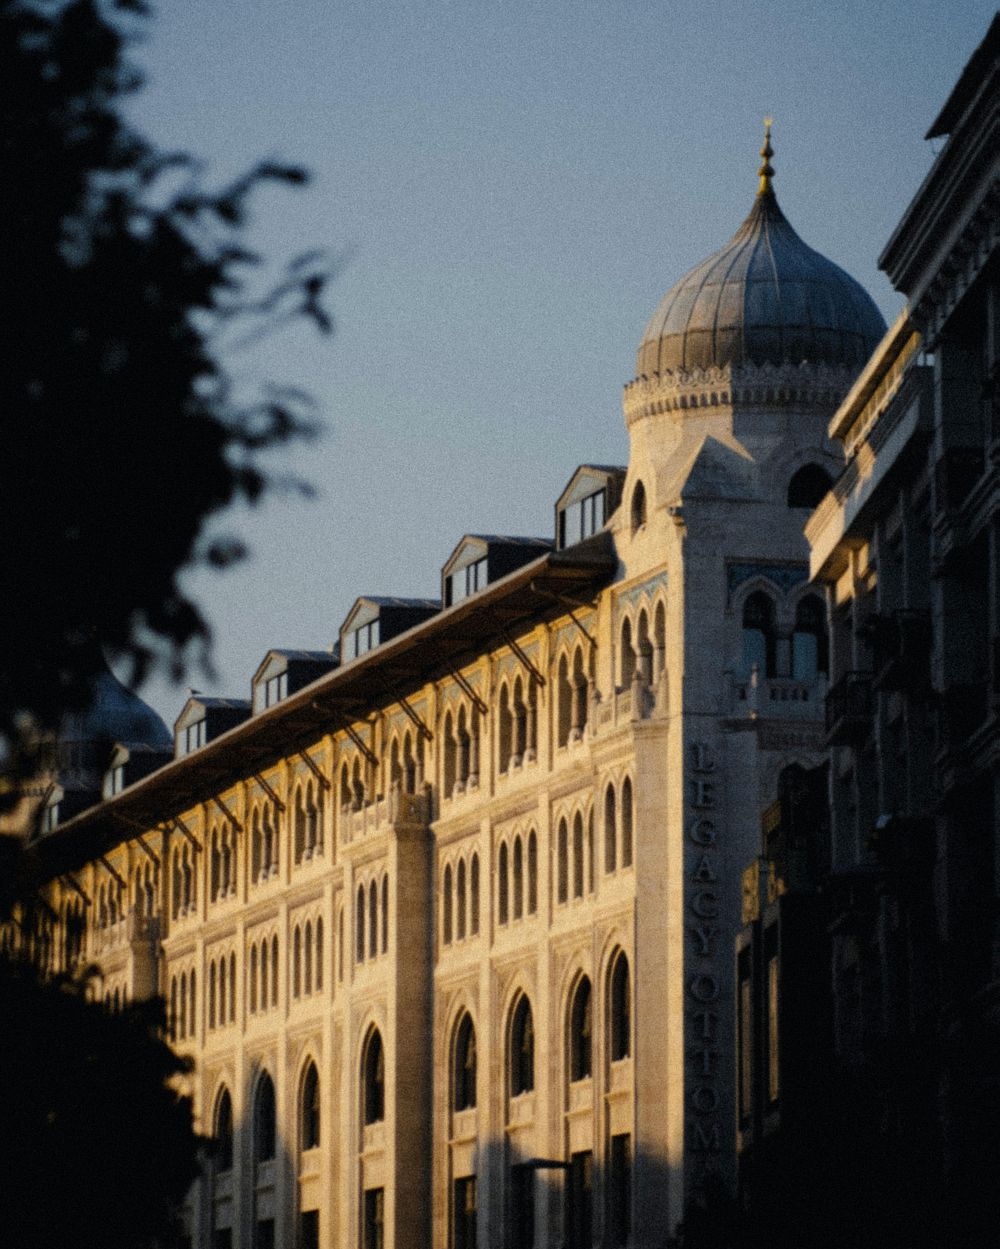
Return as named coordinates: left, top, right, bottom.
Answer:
left=726, top=560, right=808, bottom=601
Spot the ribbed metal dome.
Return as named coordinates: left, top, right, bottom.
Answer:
left=60, top=662, right=171, bottom=750
left=636, top=185, right=886, bottom=377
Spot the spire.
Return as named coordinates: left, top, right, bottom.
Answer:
left=757, top=117, right=774, bottom=195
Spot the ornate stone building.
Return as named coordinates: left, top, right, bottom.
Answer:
left=7, top=135, right=885, bottom=1248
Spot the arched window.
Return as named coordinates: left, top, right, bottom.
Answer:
left=557, top=818, right=569, bottom=904
left=211, top=830, right=221, bottom=901
left=605, top=784, right=617, bottom=873
left=510, top=995, right=534, bottom=1097
left=293, top=926, right=302, bottom=998
left=209, top=962, right=217, bottom=1028
left=610, top=952, right=631, bottom=1061
left=301, top=1062, right=320, bottom=1151
left=637, top=609, right=653, bottom=684
left=218, top=957, right=227, bottom=1025
left=363, top=1029, right=385, bottom=1125
left=338, top=908, right=344, bottom=982
left=251, top=808, right=262, bottom=883
left=294, top=787, right=306, bottom=864
left=340, top=761, right=352, bottom=811
left=456, top=858, right=467, bottom=940
left=381, top=875, right=388, bottom=954
left=527, top=831, right=538, bottom=915
left=260, top=939, right=269, bottom=1008
left=742, top=591, right=777, bottom=679
left=587, top=809, right=595, bottom=893
left=620, top=617, right=636, bottom=687
left=271, top=938, right=279, bottom=1007
left=169, top=976, right=178, bottom=1037
left=356, top=885, right=366, bottom=963
left=254, top=1072, right=276, bottom=1163
left=443, top=863, right=453, bottom=945
left=793, top=593, right=829, bottom=679
left=787, top=462, right=832, bottom=509
left=229, top=952, right=236, bottom=1022
left=631, top=479, right=647, bottom=531
left=572, top=813, right=584, bottom=899
left=470, top=854, right=480, bottom=935
left=498, top=842, right=509, bottom=925
left=498, top=686, right=513, bottom=773
left=369, top=879, right=378, bottom=960
left=621, top=778, right=634, bottom=868
left=304, top=920, right=313, bottom=994
left=570, top=977, right=593, bottom=1081
left=454, top=1013, right=477, bottom=1112
left=315, top=917, right=324, bottom=990
left=249, top=946, right=258, bottom=1013
left=444, top=709, right=457, bottom=796
left=653, top=600, right=667, bottom=681
left=557, top=654, right=572, bottom=747
left=214, top=1087, right=234, bottom=1172
left=513, top=837, right=524, bottom=920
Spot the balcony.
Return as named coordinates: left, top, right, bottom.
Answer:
left=871, top=609, right=932, bottom=692
left=340, top=785, right=430, bottom=843
left=733, top=674, right=824, bottom=721
left=825, top=672, right=873, bottom=745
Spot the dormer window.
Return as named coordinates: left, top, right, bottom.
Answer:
left=264, top=671, right=287, bottom=708
left=41, top=802, right=60, bottom=833
left=105, top=764, right=126, bottom=798
left=555, top=466, right=625, bottom=550
left=182, top=718, right=206, bottom=754
left=346, top=617, right=379, bottom=660
left=446, top=555, right=488, bottom=607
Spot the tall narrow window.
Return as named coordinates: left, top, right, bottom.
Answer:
left=557, top=654, right=572, bottom=747
left=587, top=811, right=594, bottom=894
left=621, top=778, right=633, bottom=869
left=630, top=480, right=647, bottom=531
left=254, top=1073, right=276, bottom=1163
left=301, top=1062, right=320, bottom=1151
left=741, top=591, right=777, bottom=679
left=369, top=880, right=378, bottom=960
left=513, top=837, right=524, bottom=920
left=572, top=813, right=584, bottom=899
left=557, top=819, right=568, bottom=904
left=443, top=864, right=454, bottom=945
left=527, top=832, right=538, bottom=915
left=218, top=957, right=227, bottom=1025
left=570, top=977, right=593, bottom=1081
left=567, top=1150, right=593, bottom=1249
left=304, top=920, right=313, bottom=994
left=293, top=927, right=302, bottom=998
left=260, top=941, right=269, bottom=1009
left=498, top=687, right=513, bottom=773
left=498, top=842, right=509, bottom=925
left=208, top=962, right=217, bottom=1029
left=456, top=858, right=467, bottom=940
left=605, top=784, right=617, bottom=873
left=315, top=917, right=324, bottom=990
left=363, top=1029, right=385, bottom=1125
left=229, top=952, right=237, bottom=1022
left=510, top=996, right=534, bottom=1096
left=454, top=1012, right=477, bottom=1112
left=610, top=952, right=631, bottom=1061
left=249, top=945, right=258, bottom=1013
left=793, top=593, right=829, bottom=679
left=356, top=885, right=366, bottom=963
left=454, top=1176, right=477, bottom=1249
left=470, top=854, right=480, bottom=935
left=364, top=1189, right=384, bottom=1249
left=381, top=875, right=388, bottom=954
left=214, top=1087, right=234, bottom=1172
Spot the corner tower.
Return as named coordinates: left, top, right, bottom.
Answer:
left=608, top=127, right=886, bottom=1231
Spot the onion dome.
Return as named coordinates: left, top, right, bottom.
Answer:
left=636, top=123, right=886, bottom=377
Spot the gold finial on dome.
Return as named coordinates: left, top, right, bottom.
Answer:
left=758, top=117, right=775, bottom=194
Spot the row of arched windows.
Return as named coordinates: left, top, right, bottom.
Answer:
left=292, top=917, right=324, bottom=999
left=620, top=602, right=667, bottom=689
left=740, top=590, right=828, bottom=681
left=209, top=823, right=237, bottom=901
left=442, top=852, right=481, bottom=944
left=207, top=952, right=237, bottom=1030
left=169, top=968, right=196, bottom=1041
left=170, top=843, right=196, bottom=920
left=356, top=875, right=389, bottom=964
left=498, top=833, right=536, bottom=925
left=604, top=778, right=634, bottom=874
left=293, top=780, right=324, bottom=863
left=556, top=812, right=594, bottom=904
left=250, top=805, right=279, bottom=884
left=444, top=705, right=481, bottom=795
left=97, top=878, right=125, bottom=929
left=248, top=935, right=279, bottom=1014
left=131, top=862, right=158, bottom=920
left=556, top=645, right=592, bottom=747
left=497, top=675, right=537, bottom=773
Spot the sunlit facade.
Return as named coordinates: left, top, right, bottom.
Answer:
left=5, top=142, right=886, bottom=1248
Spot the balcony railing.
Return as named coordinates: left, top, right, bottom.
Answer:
left=825, top=672, right=873, bottom=745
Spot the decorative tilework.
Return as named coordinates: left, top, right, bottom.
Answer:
left=726, top=561, right=808, bottom=601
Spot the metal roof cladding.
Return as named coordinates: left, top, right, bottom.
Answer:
left=636, top=124, right=887, bottom=378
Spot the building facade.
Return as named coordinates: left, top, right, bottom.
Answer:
left=6, top=137, right=886, bottom=1249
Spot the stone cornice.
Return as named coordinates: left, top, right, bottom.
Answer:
left=623, top=359, right=858, bottom=425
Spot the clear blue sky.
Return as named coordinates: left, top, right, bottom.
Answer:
left=125, top=0, right=996, bottom=723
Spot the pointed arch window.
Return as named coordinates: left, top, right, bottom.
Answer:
left=527, top=831, right=538, bottom=915
left=443, top=863, right=453, bottom=945
left=513, top=837, right=524, bottom=920
left=610, top=952, right=631, bottom=1061
left=557, top=818, right=569, bottom=904
left=498, top=842, right=509, bottom=926
left=214, top=1087, right=234, bottom=1172
left=570, top=977, right=593, bottom=1081
left=621, top=778, right=634, bottom=869
left=742, top=591, right=777, bottom=679
left=510, top=996, right=534, bottom=1096
left=363, top=1029, right=385, bottom=1125
left=301, top=1062, right=320, bottom=1151
left=631, top=480, right=647, bottom=532
left=456, top=858, right=467, bottom=940
left=793, top=593, right=829, bottom=679
left=572, top=813, right=584, bottom=899
left=254, top=1073, right=276, bottom=1162
left=454, top=1013, right=477, bottom=1112
left=787, top=462, right=832, bottom=509
left=470, top=854, right=480, bottom=935
left=605, top=784, right=617, bottom=873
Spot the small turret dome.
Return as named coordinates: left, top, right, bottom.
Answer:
left=636, top=127, right=886, bottom=377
